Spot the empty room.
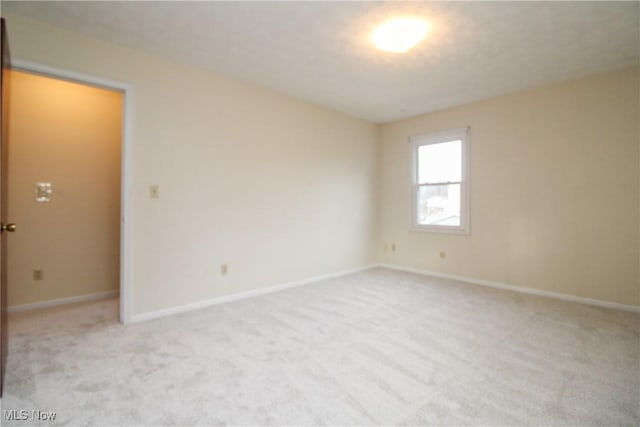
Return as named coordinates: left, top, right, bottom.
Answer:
left=0, top=1, right=638, bottom=426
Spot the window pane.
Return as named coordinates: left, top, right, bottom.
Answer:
left=418, top=140, right=461, bottom=184
left=417, top=184, right=461, bottom=226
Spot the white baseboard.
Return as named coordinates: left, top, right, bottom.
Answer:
left=131, top=264, right=377, bottom=323
left=380, top=263, right=640, bottom=313
left=8, top=290, right=119, bottom=313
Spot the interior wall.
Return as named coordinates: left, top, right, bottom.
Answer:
left=2, top=15, right=379, bottom=316
left=3, top=14, right=637, bottom=315
left=378, top=67, right=640, bottom=307
left=6, top=70, right=122, bottom=306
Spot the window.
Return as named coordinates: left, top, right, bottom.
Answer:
left=410, top=128, right=469, bottom=234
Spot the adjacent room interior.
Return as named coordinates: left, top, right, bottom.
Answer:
left=7, top=70, right=122, bottom=314
left=0, top=1, right=638, bottom=426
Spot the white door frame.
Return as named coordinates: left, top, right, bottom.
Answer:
left=10, top=58, right=134, bottom=324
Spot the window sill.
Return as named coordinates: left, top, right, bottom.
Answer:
left=409, top=225, right=470, bottom=235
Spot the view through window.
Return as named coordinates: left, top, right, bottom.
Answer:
left=410, top=128, right=469, bottom=233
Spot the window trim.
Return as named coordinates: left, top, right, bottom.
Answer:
left=409, top=127, right=470, bottom=235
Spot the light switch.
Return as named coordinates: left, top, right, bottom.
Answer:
left=35, top=182, right=52, bottom=203
left=149, top=185, right=159, bottom=199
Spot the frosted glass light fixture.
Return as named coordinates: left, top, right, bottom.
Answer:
left=372, top=17, right=429, bottom=53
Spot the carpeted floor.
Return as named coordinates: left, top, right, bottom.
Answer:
left=2, top=268, right=639, bottom=426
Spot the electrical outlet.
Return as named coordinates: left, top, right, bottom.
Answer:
left=391, top=243, right=396, bottom=252
left=439, top=251, right=447, bottom=259
left=149, top=185, right=160, bottom=199
left=221, top=264, right=228, bottom=275
left=33, top=269, right=43, bottom=281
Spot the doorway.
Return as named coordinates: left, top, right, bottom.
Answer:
left=6, top=61, right=132, bottom=324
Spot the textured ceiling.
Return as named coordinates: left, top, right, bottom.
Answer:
left=3, top=1, right=639, bottom=123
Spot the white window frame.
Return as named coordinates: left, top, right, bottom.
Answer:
left=409, top=127, right=470, bottom=234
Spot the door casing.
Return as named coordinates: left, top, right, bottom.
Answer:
left=10, top=58, right=134, bottom=324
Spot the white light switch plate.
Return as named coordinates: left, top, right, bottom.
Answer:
left=35, top=182, right=52, bottom=203
left=149, top=185, right=159, bottom=199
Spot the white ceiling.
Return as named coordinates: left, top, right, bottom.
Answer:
left=4, top=1, right=639, bottom=123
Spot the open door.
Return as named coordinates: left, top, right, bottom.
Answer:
left=1, top=17, right=16, bottom=397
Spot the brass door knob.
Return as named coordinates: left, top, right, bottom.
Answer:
left=1, top=223, right=16, bottom=232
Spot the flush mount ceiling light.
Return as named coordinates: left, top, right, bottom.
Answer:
left=372, top=17, right=429, bottom=53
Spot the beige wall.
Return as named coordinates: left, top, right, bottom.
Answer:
left=3, top=14, right=638, bottom=314
left=378, top=67, right=640, bottom=306
left=3, top=15, right=379, bottom=316
left=7, top=70, right=122, bottom=306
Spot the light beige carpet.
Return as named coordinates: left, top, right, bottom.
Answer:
left=2, top=268, right=639, bottom=426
